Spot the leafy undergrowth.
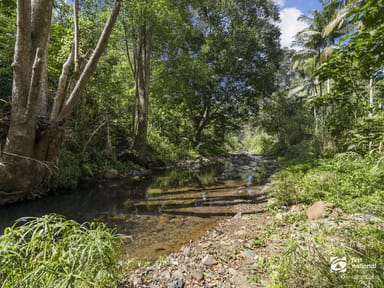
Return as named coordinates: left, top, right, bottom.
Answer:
left=0, top=214, right=122, bottom=288
left=261, top=152, right=384, bottom=287
left=268, top=152, right=384, bottom=215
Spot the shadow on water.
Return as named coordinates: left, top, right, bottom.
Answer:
left=0, top=161, right=272, bottom=261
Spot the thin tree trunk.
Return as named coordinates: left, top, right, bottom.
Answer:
left=369, top=77, right=374, bottom=117
left=122, top=20, right=137, bottom=140
left=73, top=0, right=80, bottom=72
left=58, top=1, right=121, bottom=121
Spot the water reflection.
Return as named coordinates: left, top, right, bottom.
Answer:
left=0, top=156, right=275, bottom=261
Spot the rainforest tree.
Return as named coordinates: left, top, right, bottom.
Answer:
left=0, top=0, right=121, bottom=204
left=152, top=0, right=282, bottom=150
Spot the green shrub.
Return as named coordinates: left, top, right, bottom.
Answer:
left=50, top=149, right=81, bottom=190
left=227, top=126, right=279, bottom=154
left=246, top=130, right=278, bottom=155
left=147, top=129, right=197, bottom=161
left=346, top=112, right=384, bottom=154
left=0, top=214, right=122, bottom=288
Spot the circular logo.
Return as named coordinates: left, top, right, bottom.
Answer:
left=330, top=257, right=347, bottom=272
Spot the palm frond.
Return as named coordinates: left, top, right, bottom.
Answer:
left=322, top=9, right=350, bottom=37
left=295, top=29, right=321, bottom=40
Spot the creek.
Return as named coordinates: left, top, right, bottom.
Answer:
left=0, top=154, right=278, bottom=261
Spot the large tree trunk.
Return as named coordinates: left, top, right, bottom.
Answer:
left=0, top=0, right=53, bottom=200
left=131, top=21, right=152, bottom=166
left=192, top=107, right=210, bottom=148
left=0, top=0, right=121, bottom=205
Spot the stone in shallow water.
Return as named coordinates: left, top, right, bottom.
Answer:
left=233, top=212, right=242, bottom=219
left=104, top=168, right=119, bottom=179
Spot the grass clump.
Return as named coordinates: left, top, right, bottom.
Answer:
left=267, top=223, right=384, bottom=288
left=0, top=214, right=122, bottom=288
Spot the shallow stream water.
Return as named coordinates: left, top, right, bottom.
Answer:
left=0, top=154, right=276, bottom=261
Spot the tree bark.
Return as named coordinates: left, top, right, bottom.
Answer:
left=131, top=19, right=152, bottom=166
left=192, top=106, right=210, bottom=147
left=369, top=77, right=374, bottom=117
left=122, top=20, right=137, bottom=140
left=0, top=0, right=121, bottom=205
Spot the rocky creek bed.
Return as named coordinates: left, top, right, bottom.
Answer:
left=121, top=153, right=280, bottom=288
left=124, top=196, right=273, bottom=288
left=121, top=154, right=384, bottom=288
left=114, top=153, right=280, bottom=262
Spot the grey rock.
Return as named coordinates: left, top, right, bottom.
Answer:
left=201, top=254, right=218, bottom=266
left=172, top=270, right=184, bottom=280
left=129, top=275, right=142, bottom=287
left=234, top=230, right=247, bottom=236
left=170, top=259, right=179, bottom=266
left=275, top=213, right=283, bottom=221
left=191, top=270, right=204, bottom=281
left=168, top=279, right=185, bottom=288
left=230, top=273, right=252, bottom=288
left=181, top=246, right=191, bottom=256
left=290, top=205, right=301, bottom=213
left=233, top=212, right=242, bottom=219
left=240, top=249, right=255, bottom=259
left=307, top=201, right=328, bottom=220
left=161, top=270, right=171, bottom=281
left=267, top=198, right=277, bottom=206
left=228, top=267, right=238, bottom=275
left=104, top=168, right=119, bottom=179
left=351, top=213, right=383, bottom=222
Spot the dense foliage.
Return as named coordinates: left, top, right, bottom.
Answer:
left=252, top=1, right=384, bottom=286
left=249, top=0, right=381, bottom=157
left=0, top=0, right=282, bottom=185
